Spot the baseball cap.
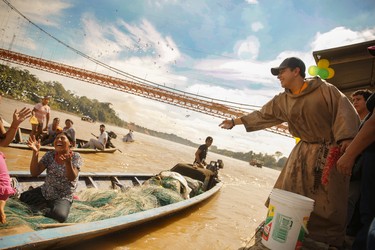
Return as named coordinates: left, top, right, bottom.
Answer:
left=271, top=57, right=306, bottom=76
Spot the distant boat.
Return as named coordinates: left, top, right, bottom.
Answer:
left=249, top=160, right=263, bottom=168
left=0, top=162, right=223, bottom=250
left=6, top=126, right=119, bottom=154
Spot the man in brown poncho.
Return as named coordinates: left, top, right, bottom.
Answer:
left=219, top=57, right=360, bottom=248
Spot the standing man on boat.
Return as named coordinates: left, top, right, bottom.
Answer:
left=31, top=95, right=51, bottom=140
left=194, top=136, right=213, bottom=168
left=219, top=57, right=359, bottom=248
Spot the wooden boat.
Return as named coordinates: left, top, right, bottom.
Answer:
left=0, top=161, right=223, bottom=250
left=6, top=126, right=119, bottom=154
left=7, top=142, right=118, bottom=154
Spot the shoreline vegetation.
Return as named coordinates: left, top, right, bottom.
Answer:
left=0, top=63, right=287, bottom=169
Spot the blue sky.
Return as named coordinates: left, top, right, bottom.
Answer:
left=1, top=0, right=375, bottom=156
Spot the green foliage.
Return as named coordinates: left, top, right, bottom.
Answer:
left=0, top=64, right=125, bottom=127
left=0, top=64, right=284, bottom=169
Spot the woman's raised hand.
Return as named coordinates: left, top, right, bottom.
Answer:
left=27, top=135, right=41, bottom=152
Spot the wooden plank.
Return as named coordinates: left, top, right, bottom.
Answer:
left=111, top=176, right=124, bottom=188
left=133, top=176, right=142, bottom=186
left=7, top=143, right=118, bottom=154
left=38, top=223, right=77, bottom=229
left=87, top=176, right=98, bottom=189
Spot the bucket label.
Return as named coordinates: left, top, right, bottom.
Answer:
left=262, top=204, right=275, bottom=241
left=295, top=216, right=310, bottom=249
left=272, top=214, right=293, bottom=243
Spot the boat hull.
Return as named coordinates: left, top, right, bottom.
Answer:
left=0, top=165, right=222, bottom=249
left=7, top=143, right=118, bottom=154
left=6, top=126, right=119, bottom=154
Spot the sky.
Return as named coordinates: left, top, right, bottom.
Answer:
left=1, top=0, right=375, bottom=157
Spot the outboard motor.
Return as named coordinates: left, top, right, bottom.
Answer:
left=205, top=159, right=224, bottom=187
left=106, top=131, right=117, bottom=148
left=206, top=159, right=224, bottom=177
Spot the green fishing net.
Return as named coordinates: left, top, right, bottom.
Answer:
left=1, top=180, right=184, bottom=231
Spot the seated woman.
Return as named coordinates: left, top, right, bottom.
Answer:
left=20, top=132, right=82, bottom=223
left=123, top=130, right=134, bottom=142
left=63, top=119, right=76, bottom=148
left=41, top=117, right=61, bottom=146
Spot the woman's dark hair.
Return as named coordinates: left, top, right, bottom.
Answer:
left=56, top=132, right=74, bottom=144
left=351, top=89, right=373, bottom=101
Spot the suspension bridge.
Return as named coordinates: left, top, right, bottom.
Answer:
left=0, top=0, right=291, bottom=137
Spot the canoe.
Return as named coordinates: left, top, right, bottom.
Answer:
left=0, top=161, right=223, bottom=250
left=6, top=126, right=119, bottom=154
left=7, top=142, right=119, bottom=154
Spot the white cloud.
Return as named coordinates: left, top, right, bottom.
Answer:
left=59, top=15, right=188, bottom=90
left=151, top=0, right=178, bottom=9
left=192, top=57, right=280, bottom=90
left=251, top=22, right=264, bottom=32
left=118, top=19, right=180, bottom=64
left=311, top=26, right=375, bottom=52
left=245, top=0, right=258, bottom=4
left=189, top=27, right=375, bottom=94
left=234, top=36, right=260, bottom=60
left=8, top=0, right=71, bottom=27
left=80, top=13, right=122, bottom=59
left=0, top=0, right=71, bottom=53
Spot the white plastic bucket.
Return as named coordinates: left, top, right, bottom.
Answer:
left=261, top=189, right=314, bottom=250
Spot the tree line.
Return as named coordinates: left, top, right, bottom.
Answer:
left=0, top=64, right=287, bottom=169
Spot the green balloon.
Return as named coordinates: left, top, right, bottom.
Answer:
left=308, top=66, right=319, bottom=76
left=318, top=68, right=329, bottom=79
